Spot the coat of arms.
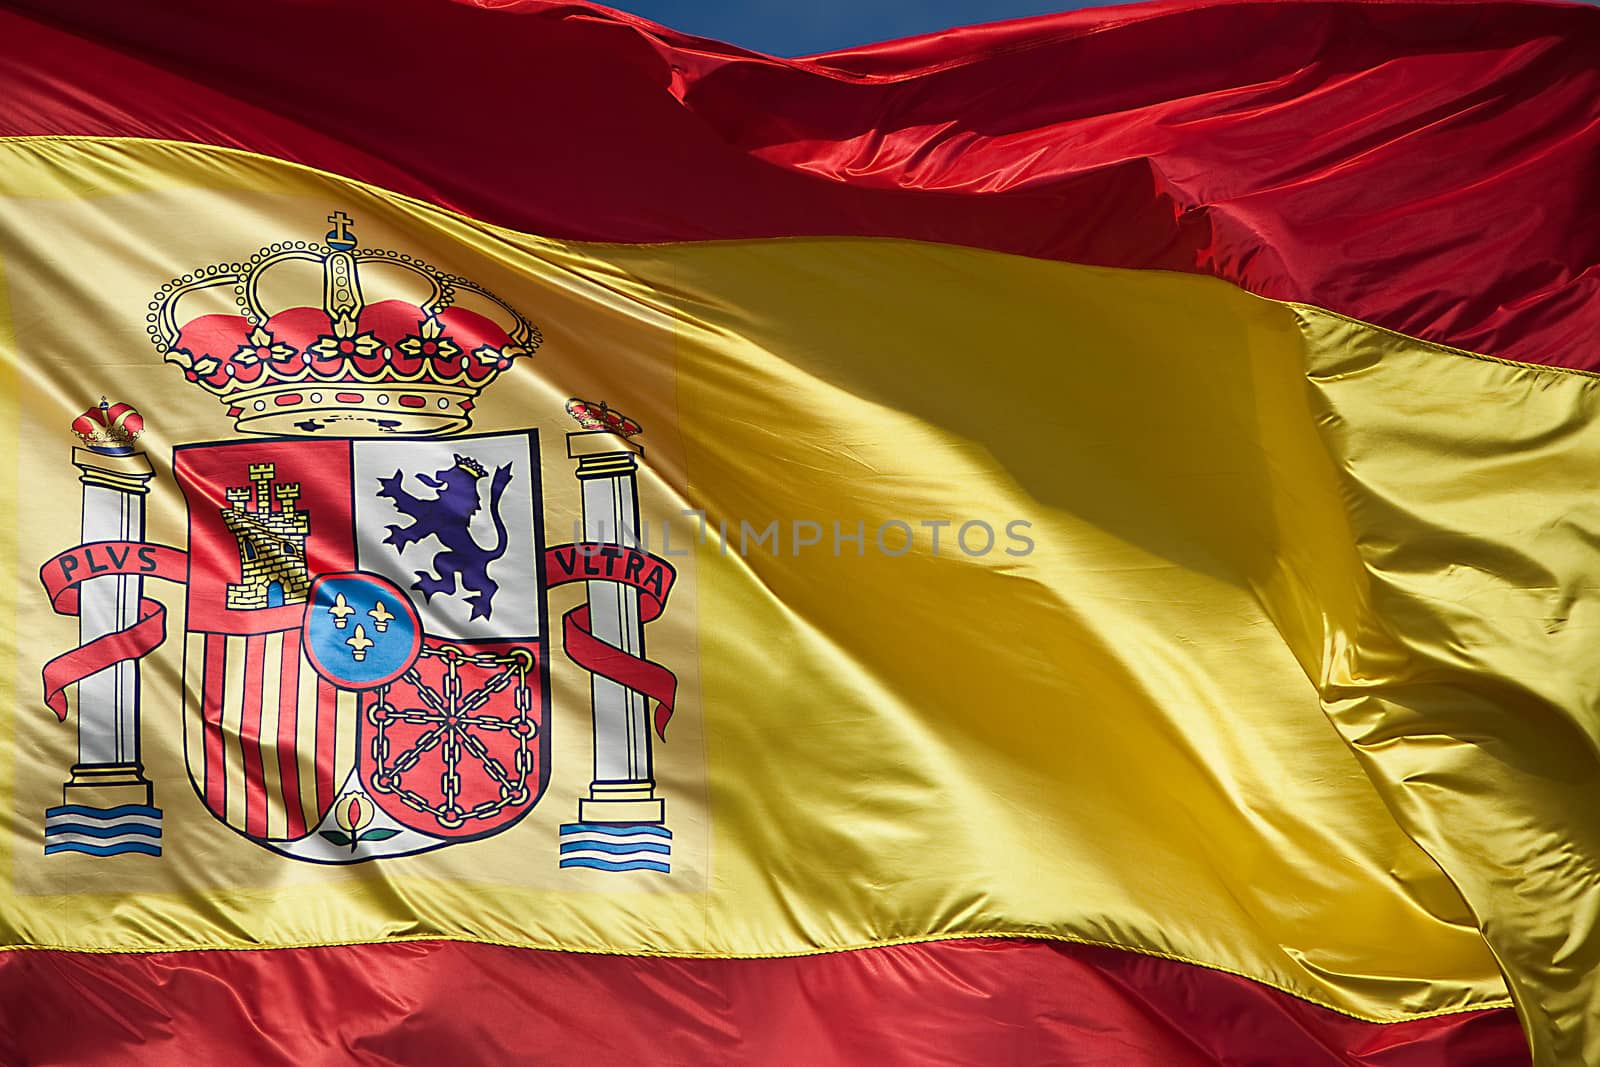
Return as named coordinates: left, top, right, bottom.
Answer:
left=38, top=214, right=679, bottom=871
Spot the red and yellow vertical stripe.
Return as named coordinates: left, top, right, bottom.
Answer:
left=184, top=630, right=354, bottom=840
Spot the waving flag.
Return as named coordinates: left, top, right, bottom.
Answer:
left=1, top=0, right=1596, bottom=1063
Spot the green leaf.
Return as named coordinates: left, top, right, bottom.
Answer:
left=359, top=828, right=400, bottom=841
left=320, top=830, right=352, bottom=846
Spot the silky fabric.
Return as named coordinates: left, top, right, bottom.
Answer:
left=1302, top=319, right=1600, bottom=1062
left=0, top=139, right=1510, bottom=1019
left=0, top=940, right=1528, bottom=1066
left=0, top=0, right=1594, bottom=366
left=0, top=2, right=1596, bottom=1062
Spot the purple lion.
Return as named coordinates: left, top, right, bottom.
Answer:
left=377, top=454, right=512, bottom=621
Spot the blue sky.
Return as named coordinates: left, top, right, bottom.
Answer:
left=603, top=1, right=1114, bottom=56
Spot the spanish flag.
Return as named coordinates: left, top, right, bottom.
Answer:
left=0, top=0, right=1595, bottom=1063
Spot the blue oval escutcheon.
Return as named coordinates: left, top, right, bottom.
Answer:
left=303, top=572, right=422, bottom=689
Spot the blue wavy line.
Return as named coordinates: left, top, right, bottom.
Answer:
left=45, top=822, right=162, bottom=839
left=559, top=839, right=670, bottom=856
left=45, top=804, right=162, bottom=820
left=44, top=840, right=162, bottom=857
left=559, top=823, right=672, bottom=839
left=559, top=856, right=669, bottom=874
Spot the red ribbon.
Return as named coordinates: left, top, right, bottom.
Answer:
left=38, top=539, right=677, bottom=738
left=544, top=543, right=679, bottom=739
left=39, top=541, right=187, bottom=720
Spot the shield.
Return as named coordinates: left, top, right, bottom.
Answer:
left=173, top=431, right=549, bottom=862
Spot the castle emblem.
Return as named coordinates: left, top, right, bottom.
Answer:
left=38, top=215, right=683, bottom=870
left=222, top=464, right=311, bottom=610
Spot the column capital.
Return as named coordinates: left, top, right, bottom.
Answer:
left=568, top=430, right=642, bottom=478
left=73, top=447, right=155, bottom=494
left=568, top=429, right=642, bottom=458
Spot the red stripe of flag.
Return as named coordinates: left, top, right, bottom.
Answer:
left=0, top=1, right=1592, bottom=368
left=0, top=938, right=1529, bottom=1066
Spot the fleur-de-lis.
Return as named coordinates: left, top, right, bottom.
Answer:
left=368, top=599, right=394, bottom=633
left=346, top=624, right=373, bottom=661
left=327, top=592, right=354, bottom=629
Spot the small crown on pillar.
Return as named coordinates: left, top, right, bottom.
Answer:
left=71, top=397, right=145, bottom=455
left=146, top=213, right=542, bottom=438
left=565, top=398, right=642, bottom=438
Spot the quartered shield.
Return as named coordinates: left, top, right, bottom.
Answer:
left=174, top=430, right=549, bottom=862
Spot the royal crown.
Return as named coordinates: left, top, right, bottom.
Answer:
left=71, top=398, right=145, bottom=455
left=147, top=213, right=542, bottom=438
left=453, top=453, right=487, bottom=479
left=565, top=398, right=642, bottom=438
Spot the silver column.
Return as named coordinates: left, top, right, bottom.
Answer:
left=568, top=429, right=664, bottom=824
left=65, top=441, right=155, bottom=807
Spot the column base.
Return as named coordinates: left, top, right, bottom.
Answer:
left=62, top=762, right=154, bottom=808
left=577, top=797, right=665, bottom=823
left=560, top=799, right=672, bottom=874
left=561, top=780, right=671, bottom=873
left=47, top=764, right=161, bottom=857
left=578, top=780, right=664, bottom=824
